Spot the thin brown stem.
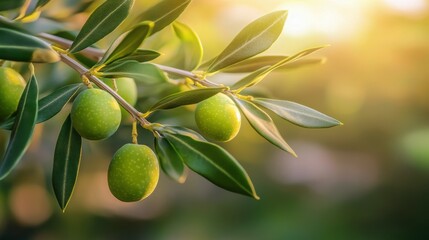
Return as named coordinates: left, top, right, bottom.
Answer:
left=58, top=52, right=151, bottom=127
left=39, top=33, right=220, bottom=87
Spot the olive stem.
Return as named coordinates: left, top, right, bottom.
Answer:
left=38, top=33, right=220, bottom=87
left=58, top=52, right=151, bottom=127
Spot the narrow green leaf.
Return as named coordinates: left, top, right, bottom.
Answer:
left=52, top=115, right=82, bottom=211
left=0, top=0, right=26, bottom=11
left=230, top=66, right=270, bottom=91
left=160, top=126, right=205, bottom=141
left=164, top=133, right=259, bottom=199
left=207, top=11, right=288, bottom=73
left=100, top=61, right=167, bottom=85
left=155, top=137, right=186, bottom=183
left=37, top=83, right=82, bottom=123
left=231, top=46, right=326, bottom=91
left=36, top=0, right=51, bottom=9
left=133, top=0, right=191, bottom=35
left=253, top=98, right=342, bottom=128
left=1, top=83, right=83, bottom=130
left=99, top=21, right=154, bottom=65
left=69, top=0, right=134, bottom=53
left=114, top=49, right=161, bottom=63
left=0, top=28, right=60, bottom=63
left=149, top=87, right=226, bottom=111
left=0, top=70, right=39, bottom=180
left=233, top=98, right=296, bottom=157
left=0, top=17, right=27, bottom=32
left=222, top=56, right=325, bottom=73
left=172, top=21, right=203, bottom=71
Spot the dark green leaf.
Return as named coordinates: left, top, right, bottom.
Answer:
left=253, top=98, right=342, bottom=128
left=155, top=137, right=186, bottom=183
left=69, top=0, right=134, bottom=53
left=114, top=49, right=161, bottom=63
left=172, top=21, right=203, bottom=71
left=0, top=0, right=26, bottom=11
left=0, top=28, right=60, bottom=63
left=99, top=21, right=154, bottom=65
left=0, top=17, right=27, bottom=32
left=0, top=70, right=39, bottom=180
left=207, top=11, right=288, bottom=73
left=149, top=87, right=225, bottom=111
left=1, top=83, right=83, bottom=130
left=100, top=61, right=167, bottom=85
left=52, top=115, right=82, bottom=211
left=233, top=98, right=296, bottom=157
left=222, top=56, right=325, bottom=73
left=231, top=46, right=326, bottom=91
left=164, top=133, right=259, bottom=199
left=133, top=0, right=191, bottom=35
left=36, top=0, right=51, bottom=9
left=37, top=83, right=83, bottom=123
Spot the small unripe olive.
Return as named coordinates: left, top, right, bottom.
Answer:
left=0, top=67, right=26, bottom=121
left=103, top=78, right=137, bottom=123
left=71, top=88, right=121, bottom=140
left=195, top=93, right=241, bottom=142
left=108, top=144, right=159, bottom=202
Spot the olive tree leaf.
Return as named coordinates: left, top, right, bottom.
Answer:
left=159, top=125, right=205, bottom=141
left=155, top=137, right=187, bottom=183
left=114, top=49, right=161, bottom=63
left=222, top=56, right=325, bottom=73
left=149, top=87, right=225, bottom=111
left=37, top=83, right=83, bottom=123
left=69, top=0, right=134, bottom=53
left=0, top=0, right=26, bottom=11
left=0, top=28, right=60, bottom=63
left=164, top=133, right=259, bottom=199
left=99, top=21, right=154, bottom=65
left=100, top=61, right=167, bottom=85
left=172, top=21, right=203, bottom=71
left=52, top=115, right=82, bottom=211
left=233, top=97, right=297, bottom=157
left=253, top=98, right=342, bottom=128
left=0, top=83, right=82, bottom=130
left=231, top=46, right=326, bottom=91
left=36, top=0, right=51, bottom=9
left=0, top=70, right=39, bottom=180
left=133, top=0, right=191, bottom=35
left=206, top=11, right=288, bottom=73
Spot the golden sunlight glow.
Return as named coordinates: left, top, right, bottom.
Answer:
left=276, top=0, right=370, bottom=40
left=382, top=0, right=427, bottom=14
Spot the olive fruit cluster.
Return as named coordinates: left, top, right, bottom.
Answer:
left=108, top=144, right=159, bottom=202
left=0, top=67, right=26, bottom=121
left=195, top=93, right=241, bottom=142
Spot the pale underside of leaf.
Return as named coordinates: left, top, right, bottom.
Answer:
left=233, top=97, right=297, bottom=157
left=253, top=98, right=342, bottom=128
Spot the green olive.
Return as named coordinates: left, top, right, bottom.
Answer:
left=0, top=67, right=26, bottom=121
left=195, top=93, right=241, bottom=142
left=103, top=78, right=137, bottom=123
left=71, top=88, right=121, bottom=140
left=108, top=144, right=159, bottom=202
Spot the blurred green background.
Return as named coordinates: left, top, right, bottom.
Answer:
left=1, top=0, right=429, bottom=239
